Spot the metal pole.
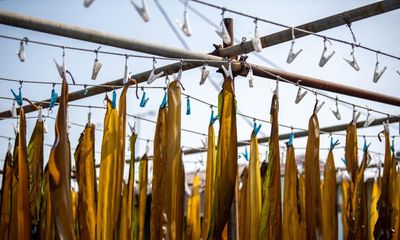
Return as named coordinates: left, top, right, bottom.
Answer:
left=218, top=0, right=400, bottom=57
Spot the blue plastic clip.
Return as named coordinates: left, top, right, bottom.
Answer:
left=210, top=108, right=219, bottom=125
left=49, top=88, right=58, bottom=110
left=11, top=86, right=23, bottom=106
left=253, top=120, right=261, bottom=137
left=287, top=131, right=294, bottom=146
left=341, top=157, right=346, bottom=165
left=186, top=96, right=191, bottom=115
left=160, top=91, right=167, bottom=109
left=363, top=137, right=371, bottom=152
left=240, top=147, right=249, bottom=161
left=139, top=88, right=149, bottom=108
left=111, top=90, right=117, bottom=109
left=330, top=137, right=340, bottom=150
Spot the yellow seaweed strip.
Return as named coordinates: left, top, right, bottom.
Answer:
left=186, top=174, right=201, bottom=240
left=0, top=148, right=13, bottom=239
left=321, top=150, right=337, bottom=240
left=128, top=134, right=137, bottom=240
left=369, top=179, right=380, bottom=240
left=138, top=154, right=148, bottom=240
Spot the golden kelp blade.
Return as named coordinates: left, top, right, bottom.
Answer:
left=128, top=134, right=138, bottom=240
left=374, top=129, right=393, bottom=240
left=283, top=145, right=300, bottom=240
left=151, top=107, right=167, bottom=240
left=342, top=177, right=351, bottom=240
left=39, top=166, right=54, bottom=240
left=164, top=80, right=184, bottom=240
left=176, top=152, right=185, bottom=240
left=391, top=168, right=400, bottom=240
left=246, top=133, right=262, bottom=239
left=238, top=168, right=248, bottom=240
left=209, top=78, right=238, bottom=238
left=321, top=150, right=337, bottom=240
left=47, top=79, right=76, bottom=240
left=345, top=124, right=358, bottom=183
left=71, top=189, right=79, bottom=237
left=118, top=183, right=129, bottom=240
left=17, top=108, right=32, bottom=240
left=0, top=149, right=13, bottom=239
left=298, top=173, right=307, bottom=240
left=138, top=154, right=148, bottom=240
left=9, top=135, right=19, bottom=240
left=369, top=179, right=380, bottom=240
left=27, top=120, right=44, bottom=228
left=186, top=174, right=201, bottom=240
left=74, top=123, right=97, bottom=240
left=97, top=98, right=119, bottom=240
left=259, top=93, right=281, bottom=239
left=303, top=110, right=322, bottom=239
left=201, top=124, right=216, bottom=240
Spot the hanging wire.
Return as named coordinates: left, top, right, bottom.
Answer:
left=189, top=0, right=400, bottom=61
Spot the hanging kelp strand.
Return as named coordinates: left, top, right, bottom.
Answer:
left=186, top=174, right=201, bottom=240
left=298, top=173, right=307, bottom=240
left=238, top=168, right=248, bottom=240
left=118, top=183, right=129, bottom=240
left=9, top=136, right=19, bottom=240
left=259, top=92, right=281, bottom=239
left=303, top=105, right=322, bottom=239
left=128, top=134, right=138, bottom=240
left=345, top=123, right=358, bottom=182
left=342, top=176, right=351, bottom=240
left=17, top=107, right=32, bottom=240
left=246, top=131, right=262, bottom=239
left=369, top=178, right=380, bottom=240
left=71, top=189, right=79, bottom=237
left=48, top=79, right=76, bottom=240
left=151, top=106, right=167, bottom=239
left=390, top=162, right=400, bottom=240
left=321, top=150, right=337, bottom=240
left=138, top=154, right=148, bottom=240
left=283, top=144, right=300, bottom=240
left=74, top=123, right=97, bottom=240
left=209, top=77, right=238, bottom=238
left=27, top=119, right=44, bottom=232
left=374, top=129, right=393, bottom=240
left=39, top=166, right=54, bottom=240
left=0, top=148, right=13, bottom=239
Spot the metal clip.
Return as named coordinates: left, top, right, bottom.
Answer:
left=10, top=101, right=17, bottom=118
left=17, top=38, right=28, bottom=62
left=215, top=10, right=231, bottom=45
left=251, top=19, right=262, bottom=52
left=130, top=0, right=150, bottom=22
left=319, top=37, right=335, bottom=67
left=294, top=81, right=307, bottom=104
left=373, top=52, right=387, bottom=83
left=49, top=84, right=58, bottom=111
left=343, top=44, right=360, bottom=71
left=363, top=107, right=375, bottom=128
left=176, top=1, right=192, bottom=37
left=54, top=47, right=67, bottom=79
left=314, top=95, right=325, bottom=114
left=352, top=105, right=361, bottom=124
left=247, top=66, right=254, bottom=88
left=123, top=55, right=129, bottom=84
left=221, top=60, right=233, bottom=79
left=91, top=47, right=102, bottom=80
left=330, top=96, right=341, bottom=120
left=38, top=106, right=43, bottom=122
left=286, top=28, right=302, bottom=64
left=147, top=57, right=164, bottom=84
left=199, top=62, right=209, bottom=85
left=87, top=106, right=92, bottom=124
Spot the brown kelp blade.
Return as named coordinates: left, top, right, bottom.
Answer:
left=39, top=166, right=54, bottom=240
left=74, top=123, right=97, bottom=240
left=128, top=134, right=138, bottom=240
left=303, top=110, right=322, bottom=239
left=345, top=123, right=358, bottom=182
left=238, top=168, right=248, bottom=240
left=246, top=133, right=262, bottom=239
left=138, top=154, right=148, bottom=240
left=48, top=79, right=76, bottom=240
left=259, top=93, right=281, bottom=239
left=9, top=135, right=19, bottom=240
left=298, top=173, right=307, bottom=240
left=321, top=150, right=337, bottom=240
left=342, top=176, right=351, bottom=240
left=209, top=78, right=238, bottom=238
left=283, top=144, right=300, bottom=240
left=0, top=148, right=13, bottom=239
left=27, top=120, right=44, bottom=228
left=390, top=166, right=400, bottom=240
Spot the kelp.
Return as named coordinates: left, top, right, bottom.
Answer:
left=373, top=129, right=393, bottom=240
left=39, top=166, right=54, bottom=240
left=298, top=173, right=307, bottom=240
left=71, top=189, right=79, bottom=238
left=47, top=79, right=76, bottom=239
left=0, top=148, right=13, bottom=239
left=342, top=177, right=351, bottom=240
left=138, top=154, right=148, bottom=240
left=201, top=124, right=216, bottom=240
left=74, top=123, right=97, bottom=240
left=186, top=174, right=201, bottom=240
left=164, top=80, right=185, bottom=240
left=345, top=124, right=358, bottom=183
left=259, top=93, right=281, bottom=239
left=390, top=165, right=400, bottom=240
left=128, top=134, right=138, bottom=240
left=303, top=108, right=322, bottom=239
left=27, top=119, right=44, bottom=229
left=321, top=150, right=337, bottom=240
left=17, top=107, right=32, bottom=240
left=238, top=168, right=248, bottom=240
left=150, top=106, right=167, bottom=240
left=208, top=77, right=238, bottom=239
left=9, top=135, right=19, bottom=240
left=246, top=132, right=262, bottom=239
left=119, top=183, right=129, bottom=240
left=283, top=144, right=300, bottom=240
left=369, top=179, right=380, bottom=240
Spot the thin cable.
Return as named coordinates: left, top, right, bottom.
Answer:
left=190, top=0, right=400, bottom=61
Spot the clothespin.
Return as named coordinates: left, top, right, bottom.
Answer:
left=287, top=128, right=294, bottom=146
left=128, top=119, right=136, bottom=134
left=43, top=118, right=48, bottom=133
left=363, top=136, right=371, bottom=152
left=240, top=147, right=249, bottom=161
left=174, top=60, right=184, bottom=82
left=91, top=46, right=102, bottom=80
left=247, top=65, right=254, bottom=88
left=54, top=47, right=67, bottom=79
left=295, top=80, right=307, bottom=104
left=314, top=94, right=325, bottom=114
left=139, top=87, right=149, bottom=108
left=253, top=119, right=261, bottom=137
left=145, top=140, right=150, bottom=155
left=10, top=101, right=17, bottom=118
left=147, top=57, right=164, bottom=84
left=330, top=96, right=341, bottom=120
left=123, top=55, right=129, bottom=84
left=83, top=84, right=89, bottom=96
left=330, top=135, right=340, bottom=150
left=176, top=0, right=192, bottom=37
left=11, top=81, right=23, bottom=106
left=214, top=9, right=231, bottom=45
left=373, top=51, right=387, bottom=83
left=274, top=77, right=279, bottom=97
left=87, top=106, right=92, bottom=124
left=186, top=96, right=191, bottom=115
left=251, top=18, right=262, bottom=52
left=352, top=105, right=361, bottom=125
left=84, top=0, right=95, bottom=7
left=210, top=107, right=219, bottom=125
left=363, top=107, right=375, bottom=128
left=160, top=89, right=167, bottom=109
left=49, top=84, right=58, bottom=111
left=319, top=37, right=335, bottom=67
left=199, top=62, right=209, bottom=85
left=341, top=157, right=346, bottom=165
left=38, top=106, right=43, bottom=122
left=17, top=37, right=28, bottom=62
left=130, top=0, right=150, bottom=22
left=221, top=59, right=233, bottom=79
left=343, top=44, right=360, bottom=71
left=111, top=90, right=117, bottom=109
left=286, top=27, right=303, bottom=64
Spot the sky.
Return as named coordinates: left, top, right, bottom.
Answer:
left=0, top=0, right=399, bottom=178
